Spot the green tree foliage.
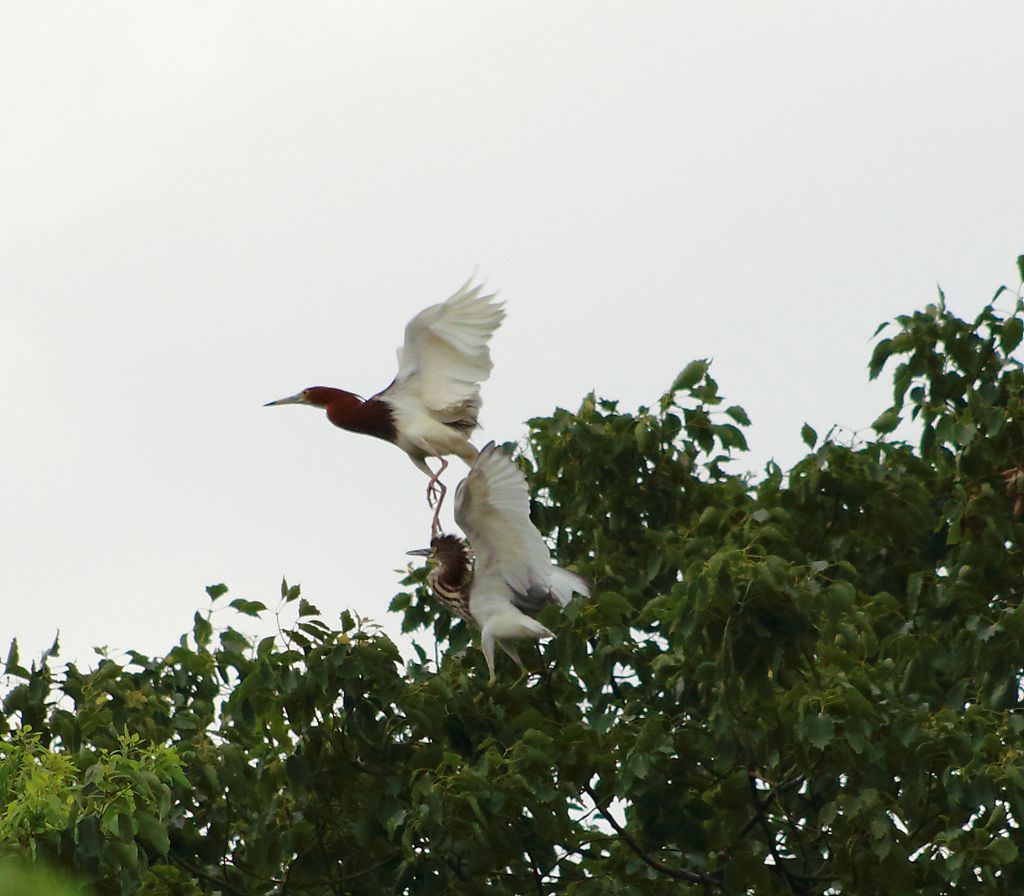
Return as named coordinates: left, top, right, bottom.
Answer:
left=4, top=260, right=1024, bottom=894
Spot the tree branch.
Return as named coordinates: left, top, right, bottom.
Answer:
left=582, top=782, right=719, bottom=886
left=746, top=774, right=807, bottom=896
left=169, top=851, right=249, bottom=896
left=735, top=773, right=805, bottom=840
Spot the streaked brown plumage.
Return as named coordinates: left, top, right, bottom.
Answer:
left=423, top=534, right=474, bottom=625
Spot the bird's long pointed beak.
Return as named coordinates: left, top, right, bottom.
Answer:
left=264, top=392, right=307, bottom=407
left=406, top=548, right=432, bottom=557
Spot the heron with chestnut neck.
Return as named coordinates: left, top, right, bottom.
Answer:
left=266, top=280, right=504, bottom=533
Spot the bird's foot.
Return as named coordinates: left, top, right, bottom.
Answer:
left=425, top=460, right=448, bottom=509
left=425, top=476, right=446, bottom=509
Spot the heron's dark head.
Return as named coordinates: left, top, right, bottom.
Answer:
left=407, top=534, right=464, bottom=564
left=407, top=535, right=471, bottom=587
left=264, top=387, right=360, bottom=409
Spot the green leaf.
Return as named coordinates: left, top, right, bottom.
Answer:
left=136, top=810, right=170, bottom=856
left=219, top=627, right=249, bottom=655
left=714, top=423, right=748, bottom=452
left=671, top=359, right=709, bottom=393
left=802, top=712, right=835, bottom=749
left=988, top=836, right=1018, bottom=864
left=286, top=753, right=311, bottom=788
left=193, top=612, right=212, bottom=649
left=725, top=405, right=751, bottom=426
left=634, top=420, right=652, bottom=454
left=1017, top=254, right=1024, bottom=283
left=205, top=583, right=229, bottom=600
left=385, top=806, right=407, bottom=839
left=100, top=805, right=130, bottom=839
left=1001, top=316, right=1023, bottom=354
left=801, top=423, right=817, bottom=448
left=2, top=638, right=28, bottom=679
left=953, top=422, right=976, bottom=447
left=44, top=633, right=60, bottom=660
left=596, top=591, right=633, bottom=622
left=298, top=598, right=320, bottom=618
left=229, top=599, right=267, bottom=617
left=871, top=407, right=901, bottom=435
left=83, top=762, right=105, bottom=786
left=868, top=338, right=895, bottom=380
left=388, top=592, right=411, bottom=612
left=76, top=814, right=103, bottom=860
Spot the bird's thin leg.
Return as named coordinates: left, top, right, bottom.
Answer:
left=430, top=481, right=448, bottom=538
left=425, top=457, right=449, bottom=507
left=426, top=458, right=449, bottom=537
left=481, top=624, right=497, bottom=686
left=499, top=642, right=529, bottom=677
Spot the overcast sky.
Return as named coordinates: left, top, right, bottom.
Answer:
left=2, top=3, right=1022, bottom=668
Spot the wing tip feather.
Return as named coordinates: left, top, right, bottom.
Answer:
left=550, top=567, right=591, bottom=606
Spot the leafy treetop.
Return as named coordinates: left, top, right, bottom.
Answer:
left=3, top=257, right=1024, bottom=895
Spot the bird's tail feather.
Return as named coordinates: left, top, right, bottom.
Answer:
left=508, top=616, right=556, bottom=641
left=550, top=567, right=591, bottom=606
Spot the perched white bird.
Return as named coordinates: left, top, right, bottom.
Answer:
left=265, top=280, right=505, bottom=532
left=409, top=441, right=590, bottom=682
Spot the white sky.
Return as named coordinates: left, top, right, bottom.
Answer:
left=2, top=3, right=1022, bottom=667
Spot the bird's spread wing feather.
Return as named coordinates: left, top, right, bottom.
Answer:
left=383, top=280, right=504, bottom=425
left=455, top=442, right=589, bottom=613
left=549, top=566, right=591, bottom=608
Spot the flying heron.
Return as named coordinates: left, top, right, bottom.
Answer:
left=266, top=279, right=505, bottom=534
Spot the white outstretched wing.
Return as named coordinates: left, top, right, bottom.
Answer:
left=455, top=442, right=589, bottom=611
left=381, top=280, right=505, bottom=424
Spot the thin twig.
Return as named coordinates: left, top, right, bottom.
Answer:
left=747, top=773, right=806, bottom=896
left=582, top=782, right=719, bottom=886
left=170, top=851, right=249, bottom=896
left=524, top=844, right=546, bottom=896
left=735, top=773, right=805, bottom=840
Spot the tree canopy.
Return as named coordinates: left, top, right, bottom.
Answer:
left=4, top=259, right=1024, bottom=895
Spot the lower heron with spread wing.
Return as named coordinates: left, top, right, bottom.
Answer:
left=408, top=441, right=590, bottom=682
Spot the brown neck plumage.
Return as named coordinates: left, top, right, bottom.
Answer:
left=308, top=387, right=397, bottom=442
